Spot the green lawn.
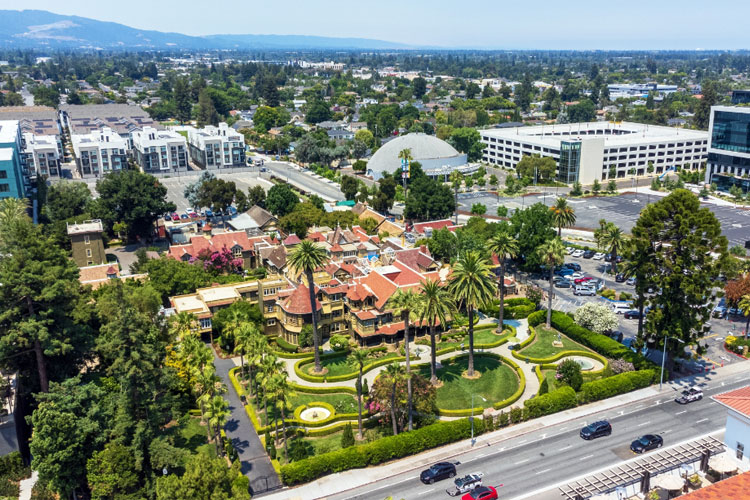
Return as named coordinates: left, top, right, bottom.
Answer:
left=417, top=355, right=519, bottom=410
left=159, top=413, right=214, bottom=456
left=519, top=327, right=593, bottom=359
left=301, top=352, right=401, bottom=377
left=473, top=328, right=512, bottom=345
left=291, top=392, right=359, bottom=415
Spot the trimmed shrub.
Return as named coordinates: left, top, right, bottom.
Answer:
left=524, top=386, right=577, bottom=418
left=498, top=411, right=509, bottom=427
left=578, top=370, right=656, bottom=404
left=538, top=376, right=550, bottom=395
left=280, top=418, right=484, bottom=485
left=557, top=359, right=583, bottom=391
left=275, top=335, right=299, bottom=353
left=528, top=310, right=545, bottom=327
left=0, top=451, right=29, bottom=481
left=509, top=407, right=523, bottom=423
left=341, top=423, right=355, bottom=448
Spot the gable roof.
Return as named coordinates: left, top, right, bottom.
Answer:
left=713, top=386, right=750, bottom=418
left=260, top=245, right=287, bottom=270
left=412, top=219, right=457, bottom=234
left=168, top=231, right=252, bottom=260
left=394, top=247, right=436, bottom=272
left=247, top=205, right=276, bottom=228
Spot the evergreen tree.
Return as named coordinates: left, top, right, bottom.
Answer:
left=173, top=76, right=192, bottom=124
left=196, top=88, right=219, bottom=127
left=341, top=423, right=355, bottom=448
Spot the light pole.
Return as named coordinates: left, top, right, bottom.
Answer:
left=660, top=334, right=685, bottom=390
left=471, top=394, right=487, bottom=445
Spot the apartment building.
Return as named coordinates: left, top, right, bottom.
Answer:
left=187, top=122, right=246, bottom=169
left=132, top=127, right=188, bottom=173
left=71, top=127, right=129, bottom=178
left=480, top=121, right=708, bottom=185
left=21, top=133, right=61, bottom=179
left=706, top=106, right=750, bottom=193
left=60, top=103, right=157, bottom=150
left=0, top=121, right=27, bottom=199
left=0, top=106, right=63, bottom=178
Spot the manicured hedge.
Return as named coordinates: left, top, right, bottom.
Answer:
left=301, top=417, right=380, bottom=437
left=481, top=298, right=537, bottom=319
left=511, top=347, right=608, bottom=368
left=275, top=335, right=300, bottom=353
left=289, top=381, right=357, bottom=395
left=279, top=417, right=485, bottom=485
left=578, top=369, right=656, bottom=404
left=523, top=386, right=577, bottom=418
left=295, top=350, right=405, bottom=383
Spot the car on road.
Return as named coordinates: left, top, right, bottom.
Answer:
left=420, top=462, right=456, bottom=484
left=580, top=420, right=612, bottom=440
left=583, top=250, right=596, bottom=259
left=615, top=273, right=626, bottom=283
left=574, top=276, right=593, bottom=284
left=461, top=486, right=498, bottom=500
left=446, top=473, right=484, bottom=497
left=574, top=285, right=596, bottom=296
left=675, top=387, right=703, bottom=404
left=563, top=262, right=582, bottom=271
left=554, top=280, right=572, bottom=289
left=593, top=252, right=605, bottom=260
left=623, top=310, right=643, bottom=319
left=630, top=434, right=663, bottom=453
left=626, top=277, right=636, bottom=286
left=571, top=249, right=585, bottom=258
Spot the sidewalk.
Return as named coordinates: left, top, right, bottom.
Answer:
left=258, top=360, right=748, bottom=500
left=212, top=350, right=282, bottom=495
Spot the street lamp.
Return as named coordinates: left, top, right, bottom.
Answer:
left=471, top=394, right=487, bottom=445
left=660, top=334, right=685, bottom=391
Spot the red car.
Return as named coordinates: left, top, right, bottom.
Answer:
left=170, top=213, right=180, bottom=221
left=188, top=211, right=198, bottom=218
left=574, top=276, right=593, bottom=284
left=462, top=486, right=498, bottom=500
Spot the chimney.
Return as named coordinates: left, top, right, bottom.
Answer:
left=420, top=245, right=427, bottom=254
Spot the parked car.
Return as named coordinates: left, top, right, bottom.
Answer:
left=188, top=211, right=198, bottom=218
left=446, top=473, right=484, bottom=497
left=593, top=252, right=605, bottom=260
left=580, top=420, right=612, bottom=440
left=607, top=331, right=624, bottom=343
left=229, top=206, right=238, bottom=216
left=569, top=272, right=585, bottom=279
left=630, top=434, right=663, bottom=453
left=204, top=209, right=214, bottom=218
left=626, top=277, right=636, bottom=286
left=171, top=213, right=180, bottom=221
left=565, top=247, right=575, bottom=255
left=615, top=274, right=626, bottom=283
left=612, top=303, right=633, bottom=314
left=556, top=268, right=575, bottom=277
left=589, top=278, right=605, bottom=291
left=555, top=280, right=572, bottom=289
left=574, top=285, right=596, bottom=296
left=563, top=262, right=582, bottom=271
left=675, top=387, right=703, bottom=404
left=604, top=253, right=614, bottom=262
left=624, top=310, right=643, bottom=319
left=583, top=250, right=596, bottom=259
left=572, top=249, right=585, bottom=258
left=713, top=298, right=727, bottom=318
left=461, top=486, right=498, bottom=500
left=163, top=214, right=172, bottom=222
left=574, top=276, right=593, bottom=284
left=420, top=462, right=457, bottom=484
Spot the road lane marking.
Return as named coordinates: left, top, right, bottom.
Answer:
left=536, top=468, right=552, bottom=475
left=515, top=459, right=529, bottom=465
left=675, top=410, right=687, bottom=415
left=559, top=445, right=572, bottom=451
left=696, top=418, right=709, bottom=424
left=580, top=454, right=594, bottom=461
left=637, top=421, right=651, bottom=427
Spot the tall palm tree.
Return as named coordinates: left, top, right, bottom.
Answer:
left=233, top=323, right=259, bottom=378
left=486, top=232, right=519, bottom=333
left=450, top=170, right=463, bottom=224
left=287, top=240, right=329, bottom=373
left=245, top=333, right=268, bottom=398
left=170, top=311, right=199, bottom=340
left=257, top=353, right=284, bottom=426
left=417, top=279, right=455, bottom=385
left=204, top=395, right=230, bottom=457
left=448, top=251, right=496, bottom=377
left=194, top=366, right=223, bottom=442
left=739, top=294, right=750, bottom=338
left=536, top=238, right=566, bottom=328
left=550, top=197, right=576, bottom=237
left=398, top=148, right=413, bottom=198
left=347, top=348, right=370, bottom=439
left=384, top=362, right=406, bottom=436
left=269, top=372, right=295, bottom=462
left=386, top=288, right=420, bottom=432
left=599, top=225, right=626, bottom=274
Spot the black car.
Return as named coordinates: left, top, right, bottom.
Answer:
left=583, top=250, right=596, bottom=259
left=580, top=420, right=612, bottom=440
left=623, top=310, right=642, bottom=319
left=630, top=434, right=663, bottom=453
left=615, top=274, right=626, bottom=283
left=420, top=462, right=456, bottom=484
left=554, top=280, right=572, bottom=288
left=563, top=262, right=582, bottom=271
left=607, top=331, right=624, bottom=342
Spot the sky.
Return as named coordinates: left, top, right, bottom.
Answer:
left=1, top=0, right=749, bottom=50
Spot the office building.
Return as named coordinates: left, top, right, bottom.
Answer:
left=132, top=127, right=188, bottom=173
left=187, top=122, right=246, bottom=169
left=67, top=219, right=106, bottom=267
left=22, top=133, right=61, bottom=178
left=71, top=127, right=129, bottom=178
left=481, top=122, right=708, bottom=185
left=731, top=90, right=750, bottom=105
left=706, top=106, right=750, bottom=193
left=0, top=121, right=27, bottom=199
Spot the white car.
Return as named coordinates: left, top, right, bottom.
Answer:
left=571, top=249, right=585, bottom=258
left=612, top=303, right=633, bottom=314
left=565, top=247, right=575, bottom=255
left=593, top=252, right=605, bottom=260
left=570, top=272, right=585, bottom=279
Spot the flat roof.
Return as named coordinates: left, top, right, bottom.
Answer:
left=172, top=295, right=209, bottom=314
left=0, top=120, right=19, bottom=144
left=66, top=220, right=103, bottom=235
left=0, top=148, right=13, bottom=162
left=481, top=121, right=707, bottom=148
left=197, top=286, right=240, bottom=303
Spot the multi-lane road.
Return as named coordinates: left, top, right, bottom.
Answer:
left=324, top=368, right=748, bottom=500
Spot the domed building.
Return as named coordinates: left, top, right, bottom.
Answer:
left=367, top=133, right=470, bottom=180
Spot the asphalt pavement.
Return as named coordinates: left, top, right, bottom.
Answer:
left=263, top=161, right=345, bottom=202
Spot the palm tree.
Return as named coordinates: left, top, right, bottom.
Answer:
left=233, top=323, right=259, bottom=379
left=448, top=251, right=496, bottom=377
left=245, top=333, right=268, bottom=398
left=536, top=238, right=566, bottom=328
left=739, top=294, right=750, bottom=338
left=486, top=232, right=519, bottom=333
left=347, top=348, right=370, bottom=439
left=194, top=366, right=223, bottom=442
left=257, top=353, right=284, bottom=426
left=417, top=279, right=455, bottom=385
left=599, top=225, right=626, bottom=274
left=170, top=311, right=199, bottom=340
left=550, top=197, right=576, bottom=237
left=450, top=170, right=463, bottom=224
left=204, top=395, right=231, bottom=457
left=269, top=372, right=295, bottom=462
left=287, top=240, right=329, bottom=373
left=384, top=362, right=406, bottom=436
left=398, top=148, right=413, bottom=198
left=386, top=288, right=420, bottom=432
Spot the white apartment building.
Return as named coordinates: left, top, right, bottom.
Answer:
left=187, top=122, right=246, bottom=169
left=480, top=122, right=708, bottom=185
left=71, top=127, right=129, bottom=179
left=22, top=133, right=60, bottom=178
left=132, top=126, right=188, bottom=174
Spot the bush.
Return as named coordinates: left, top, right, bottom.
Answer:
left=509, top=407, right=523, bottom=423
left=329, top=334, right=350, bottom=351
left=498, top=411, right=509, bottom=427
left=341, top=423, right=355, bottom=448
left=524, top=386, right=577, bottom=418
left=299, top=325, right=313, bottom=348
left=578, top=370, right=656, bottom=404
left=538, top=376, right=550, bottom=395
left=0, top=451, right=29, bottom=481
left=557, top=359, right=583, bottom=391
left=600, top=288, right=616, bottom=300
left=280, top=418, right=484, bottom=485
left=275, top=336, right=299, bottom=353
left=618, top=291, right=632, bottom=301
left=30, top=480, right=56, bottom=500
left=528, top=310, right=545, bottom=327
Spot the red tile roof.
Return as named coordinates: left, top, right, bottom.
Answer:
left=394, top=247, right=435, bottom=272
left=279, top=284, right=321, bottom=315
left=307, top=232, right=326, bottom=242
left=714, top=386, right=750, bottom=417
left=331, top=243, right=344, bottom=252
left=412, top=219, right=456, bottom=234
left=283, top=234, right=302, bottom=246
left=680, top=471, right=750, bottom=500
left=168, top=231, right=253, bottom=260
left=361, top=270, right=398, bottom=309
left=354, top=310, right=377, bottom=320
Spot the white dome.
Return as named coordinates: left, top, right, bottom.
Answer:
left=367, top=133, right=467, bottom=179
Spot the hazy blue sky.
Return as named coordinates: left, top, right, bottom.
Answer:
left=1, top=0, right=748, bottom=49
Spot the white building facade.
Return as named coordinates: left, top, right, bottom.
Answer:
left=187, top=122, right=246, bottom=169
left=132, top=126, right=188, bottom=174
left=71, top=127, right=129, bottom=179
left=480, top=122, right=708, bottom=185
left=714, top=387, right=750, bottom=467
left=22, top=133, right=60, bottom=178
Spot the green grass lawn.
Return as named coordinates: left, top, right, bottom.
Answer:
left=160, top=413, right=214, bottom=456
left=301, top=352, right=401, bottom=377
left=519, top=327, right=593, bottom=359
left=473, top=328, right=512, bottom=345
left=291, top=392, right=359, bottom=414
left=417, top=355, right=519, bottom=410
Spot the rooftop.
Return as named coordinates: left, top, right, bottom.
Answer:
left=713, top=386, right=750, bottom=418
left=0, top=120, right=19, bottom=144
left=680, top=471, right=750, bottom=500
left=66, top=220, right=103, bottom=235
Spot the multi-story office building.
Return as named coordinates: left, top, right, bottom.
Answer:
left=0, top=121, right=27, bottom=199
left=22, top=133, right=61, bottom=178
left=706, top=106, right=750, bottom=193
left=132, top=127, right=188, bottom=174
left=187, top=122, right=246, bottom=169
left=481, top=122, right=708, bottom=185
left=71, top=127, right=128, bottom=178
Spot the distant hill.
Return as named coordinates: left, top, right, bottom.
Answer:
left=0, top=10, right=413, bottom=51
